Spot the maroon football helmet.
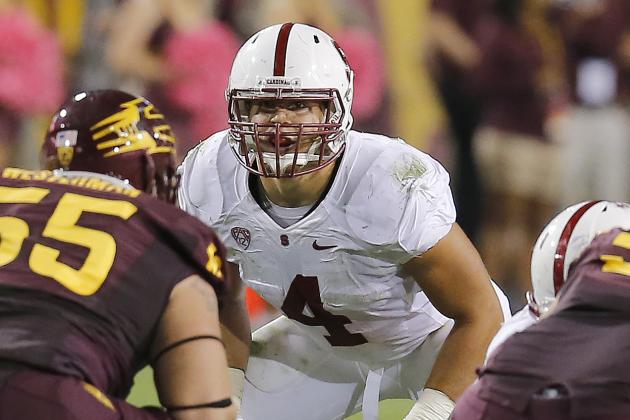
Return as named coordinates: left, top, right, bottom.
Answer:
left=42, top=90, right=178, bottom=202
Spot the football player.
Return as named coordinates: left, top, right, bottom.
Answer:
left=452, top=201, right=630, bottom=419
left=485, top=200, right=630, bottom=358
left=177, top=23, right=511, bottom=420
left=0, top=90, right=235, bottom=420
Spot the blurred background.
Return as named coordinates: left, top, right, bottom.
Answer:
left=5, top=0, right=630, bottom=321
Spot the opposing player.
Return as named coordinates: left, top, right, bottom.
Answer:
left=177, top=23, right=511, bottom=420
left=0, top=90, right=235, bottom=419
left=452, top=201, right=630, bottom=419
left=485, top=200, right=630, bottom=357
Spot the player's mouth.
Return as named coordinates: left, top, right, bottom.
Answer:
left=275, top=136, right=296, bottom=148
left=258, top=135, right=297, bottom=151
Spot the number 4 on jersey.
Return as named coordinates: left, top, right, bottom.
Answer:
left=281, top=275, right=367, bottom=346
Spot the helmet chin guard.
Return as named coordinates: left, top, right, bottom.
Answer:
left=254, top=137, right=340, bottom=176
left=226, top=23, right=354, bottom=178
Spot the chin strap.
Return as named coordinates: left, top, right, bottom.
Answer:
left=257, top=139, right=328, bottom=176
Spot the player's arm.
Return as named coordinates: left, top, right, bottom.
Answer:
left=219, top=261, right=252, bottom=406
left=150, top=274, right=236, bottom=420
left=402, top=223, right=502, bottom=418
left=175, top=150, right=250, bottom=403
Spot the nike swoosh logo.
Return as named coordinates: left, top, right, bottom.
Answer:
left=312, top=240, right=336, bottom=251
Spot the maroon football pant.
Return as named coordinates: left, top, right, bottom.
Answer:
left=0, top=370, right=171, bottom=420
left=451, top=380, right=629, bottom=420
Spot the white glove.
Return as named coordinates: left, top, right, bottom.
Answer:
left=229, top=367, right=245, bottom=417
left=404, top=388, right=455, bottom=420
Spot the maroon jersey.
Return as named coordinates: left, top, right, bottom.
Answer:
left=0, top=168, right=228, bottom=398
left=479, top=228, right=630, bottom=418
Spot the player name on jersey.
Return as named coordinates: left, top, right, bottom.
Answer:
left=2, top=168, right=141, bottom=198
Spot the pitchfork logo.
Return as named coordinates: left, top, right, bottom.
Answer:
left=90, top=98, right=175, bottom=158
left=231, top=227, right=251, bottom=250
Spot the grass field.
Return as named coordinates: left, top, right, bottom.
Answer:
left=127, top=367, right=414, bottom=419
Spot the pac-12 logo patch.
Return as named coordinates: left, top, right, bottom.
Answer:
left=231, top=227, right=251, bottom=249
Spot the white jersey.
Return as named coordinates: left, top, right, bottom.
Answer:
left=485, top=304, right=537, bottom=359
left=178, top=129, right=456, bottom=365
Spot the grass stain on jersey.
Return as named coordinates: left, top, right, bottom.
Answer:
left=392, top=157, right=427, bottom=190
left=250, top=340, right=265, bottom=356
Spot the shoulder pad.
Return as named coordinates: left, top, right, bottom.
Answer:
left=143, top=196, right=230, bottom=294
left=177, top=131, right=227, bottom=223
left=344, top=137, right=455, bottom=261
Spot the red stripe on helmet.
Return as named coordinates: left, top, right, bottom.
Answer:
left=553, top=200, right=602, bottom=294
left=274, top=23, right=294, bottom=76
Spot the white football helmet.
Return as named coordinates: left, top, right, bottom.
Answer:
left=226, top=23, right=354, bottom=177
left=527, top=200, right=630, bottom=316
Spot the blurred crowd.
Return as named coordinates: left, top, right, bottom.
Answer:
left=5, top=0, right=630, bottom=315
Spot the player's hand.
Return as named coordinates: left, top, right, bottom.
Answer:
left=403, top=388, right=455, bottom=420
